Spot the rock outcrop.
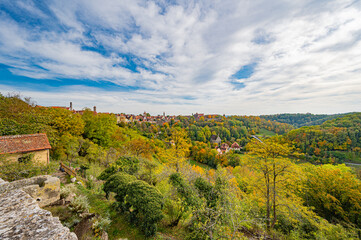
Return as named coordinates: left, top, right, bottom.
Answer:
left=0, top=176, right=77, bottom=240
left=0, top=175, right=60, bottom=207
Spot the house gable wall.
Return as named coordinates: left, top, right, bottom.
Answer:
left=3, top=149, right=49, bottom=164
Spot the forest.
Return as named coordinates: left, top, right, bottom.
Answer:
left=1, top=93, right=361, bottom=240
left=260, top=113, right=353, bottom=128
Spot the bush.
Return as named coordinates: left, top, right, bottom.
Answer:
left=60, top=184, right=78, bottom=199
left=162, top=198, right=185, bottom=227
left=69, top=195, right=90, bottom=215
left=103, top=172, right=136, bottom=206
left=17, top=153, right=34, bottom=163
left=98, top=156, right=139, bottom=180
left=92, top=216, right=111, bottom=237
left=0, top=158, right=58, bottom=181
left=169, top=173, right=200, bottom=208
left=125, top=180, right=164, bottom=237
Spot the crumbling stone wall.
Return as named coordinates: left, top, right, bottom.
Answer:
left=0, top=176, right=77, bottom=240
left=0, top=175, right=60, bottom=207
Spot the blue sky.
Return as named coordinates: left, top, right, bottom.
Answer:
left=0, top=0, right=361, bottom=115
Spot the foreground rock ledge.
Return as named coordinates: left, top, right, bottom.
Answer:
left=0, top=177, right=77, bottom=240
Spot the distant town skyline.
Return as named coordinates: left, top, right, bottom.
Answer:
left=0, top=0, right=361, bottom=115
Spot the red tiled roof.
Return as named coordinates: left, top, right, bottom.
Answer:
left=220, top=143, right=229, bottom=150
left=0, top=133, right=51, bottom=155
left=50, top=106, right=70, bottom=110
left=231, top=142, right=240, bottom=148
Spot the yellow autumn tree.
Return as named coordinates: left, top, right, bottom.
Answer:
left=124, top=138, right=153, bottom=159
left=246, top=138, right=296, bottom=230
left=302, top=164, right=361, bottom=228
left=157, top=128, right=191, bottom=172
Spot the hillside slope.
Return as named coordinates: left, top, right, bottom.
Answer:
left=285, top=113, right=361, bottom=163
left=260, top=113, right=354, bottom=128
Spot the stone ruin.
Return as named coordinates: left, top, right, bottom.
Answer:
left=0, top=176, right=77, bottom=240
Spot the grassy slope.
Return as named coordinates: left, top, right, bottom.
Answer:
left=188, top=159, right=213, bottom=170
left=256, top=128, right=277, bottom=137
left=259, top=113, right=354, bottom=128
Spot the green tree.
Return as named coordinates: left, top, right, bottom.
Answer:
left=125, top=180, right=164, bottom=237
left=82, top=111, right=117, bottom=147
left=45, top=107, right=84, bottom=136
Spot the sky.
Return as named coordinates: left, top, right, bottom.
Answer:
left=0, top=0, right=361, bottom=115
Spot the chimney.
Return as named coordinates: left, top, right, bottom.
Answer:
left=70, top=102, right=73, bottom=111
left=93, top=106, right=96, bottom=112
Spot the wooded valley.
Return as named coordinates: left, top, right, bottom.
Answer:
left=1, top=93, right=361, bottom=240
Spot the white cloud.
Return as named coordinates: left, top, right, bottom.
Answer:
left=0, top=0, right=361, bottom=114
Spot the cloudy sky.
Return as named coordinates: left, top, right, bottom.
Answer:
left=0, top=0, right=360, bottom=115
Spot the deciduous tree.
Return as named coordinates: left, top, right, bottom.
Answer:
left=246, top=138, right=294, bottom=230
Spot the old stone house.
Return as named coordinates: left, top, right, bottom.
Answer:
left=0, top=133, right=51, bottom=164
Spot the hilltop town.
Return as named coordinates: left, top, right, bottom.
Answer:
left=44, top=102, right=226, bottom=125
left=41, top=102, right=243, bottom=154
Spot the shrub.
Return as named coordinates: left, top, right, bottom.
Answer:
left=92, top=216, right=111, bottom=237
left=60, top=184, right=78, bottom=199
left=69, top=195, right=90, bottom=215
left=17, top=153, right=34, bottom=163
left=125, top=180, right=164, bottom=237
left=103, top=172, right=136, bottom=206
left=162, top=198, right=186, bottom=227
left=0, top=158, right=58, bottom=181
left=98, top=156, right=139, bottom=180
left=169, top=173, right=200, bottom=208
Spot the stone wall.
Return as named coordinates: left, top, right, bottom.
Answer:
left=0, top=175, right=60, bottom=207
left=4, top=149, right=49, bottom=164
left=0, top=176, right=77, bottom=239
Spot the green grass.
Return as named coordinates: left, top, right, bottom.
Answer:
left=87, top=163, right=106, bottom=178
left=188, top=159, right=212, bottom=170
left=108, top=213, right=146, bottom=240
left=256, top=128, right=277, bottom=137
left=237, top=153, right=250, bottom=160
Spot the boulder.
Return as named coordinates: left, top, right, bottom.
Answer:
left=0, top=177, right=77, bottom=240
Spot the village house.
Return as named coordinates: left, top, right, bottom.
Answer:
left=116, top=114, right=129, bottom=124
left=215, top=142, right=241, bottom=155
left=215, top=143, right=229, bottom=154
left=73, top=106, right=97, bottom=115
left=210, top=135, right=222, bottom=145
left=230, top=142, right=241, bottom=151
left=193, top=112, right=205, bottom=120
left=220, top=143, right=230, bottom=153
left=0, top=133, right=51, bottom=164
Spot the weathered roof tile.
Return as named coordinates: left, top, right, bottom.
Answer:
left=0, top=133, right=51, bottom=155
